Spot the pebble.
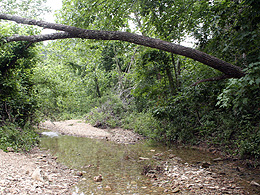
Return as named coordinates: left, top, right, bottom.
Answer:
left=139, top=157, right=150, bottom=160
left=76, top=171, right=83, bottom=177
left=172, top=187, right=180, bottom=193
left=93, top=174, right=103, bottom=182
left=7, top=147, right=14, bottom=152
left=104, top=185, right=112, bottom=191
left=31, top=167, right=44, bottom=182
left=202, top=161, right=211, bottom=168
left=250, top=180, right=260, bottom=187
left=213, top=157, right=223, bottom=162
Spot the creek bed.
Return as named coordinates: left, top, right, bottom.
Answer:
left=40, top=132, right=260, bottom=194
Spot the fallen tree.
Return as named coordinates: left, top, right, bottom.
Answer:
left=0, top=14, right=245, bottom=83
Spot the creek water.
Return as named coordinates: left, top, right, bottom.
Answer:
left=40, top=132, right=260, bottom=194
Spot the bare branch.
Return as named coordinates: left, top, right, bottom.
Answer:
left=191, top=75, right=232, bottom=86
left=0, top=13, right=246, bottom=79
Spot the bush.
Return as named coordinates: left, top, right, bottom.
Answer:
left=123, top=111, right=160, bottom=137
left=86, top=94, right=126, bottom=128
left=0, top=123, right=39, bottom=152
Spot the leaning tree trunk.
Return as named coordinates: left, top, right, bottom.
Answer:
left=0, top=14, right=245, bottom=80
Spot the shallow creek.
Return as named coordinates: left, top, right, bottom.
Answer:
left=40, top=132, right=260, bottom=194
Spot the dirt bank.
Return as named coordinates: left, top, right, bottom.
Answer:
left=39, top=120, right=144, bottom=144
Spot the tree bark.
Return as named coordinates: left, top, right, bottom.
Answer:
left=94, top=76, right=101, bottom=98
left=0, top=14, right=245, bottom=79
left=171, top=54, right=180, bottom=90
left=165, top=64, right=175, bottom=94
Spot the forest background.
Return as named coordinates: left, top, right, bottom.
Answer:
left=0, top=0, right=259, bottom=164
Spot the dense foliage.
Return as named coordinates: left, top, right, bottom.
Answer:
left=1, top=0, right=259, bottom=162
left=0, top=0, right=50, bottom=150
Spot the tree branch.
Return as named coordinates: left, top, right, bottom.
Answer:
left=0, top=13, right=246, bottom=79
left=5, top=32, right=75, bottom=42
left=191, top=75, right=232, bottom=86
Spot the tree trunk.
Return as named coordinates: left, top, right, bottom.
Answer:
left=94, top=76, right=101, bottom=98
left=0, top=14, right=245, bottom=79
left=171, top=54, right=180, bottom=90
left=165, top=64, right=175, bottom=94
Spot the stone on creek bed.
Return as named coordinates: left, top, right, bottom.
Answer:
left=41, top=132, right=60, bottom=138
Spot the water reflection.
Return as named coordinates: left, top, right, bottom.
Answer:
left=40, top=135, right=166, bottom=194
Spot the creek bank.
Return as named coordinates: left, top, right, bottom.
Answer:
left=0, top=147, right=80, bottom=195
left=190, top=142, right=260, bottom=170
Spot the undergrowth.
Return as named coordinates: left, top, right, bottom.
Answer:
left=84, top=93, right=260, bottom=163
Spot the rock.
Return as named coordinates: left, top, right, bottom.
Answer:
left=93, top=174, right=102, bottom=182
left=31, top=167, right=44, bottom=182
left=93, top=121, right=102, bottom=127
left=41, top=132, right=59, bottom=138
left=174, top=157, right=182, bottom=162
left=154, top=153, right=164, bottom=156
left=139, top=157, right=150, bottom=160
left=147, top=173, right=157, bottom=178
left=152, top=156, right=162, bottom=160
left=148, top=170, right=156, bottom=174
left=169, top=154, right=175, bottom=159
left=172, top=187, right=180, bottom=193
left=7, top=147, right=14, bottom=152
left=76, top=171, right=83, bottom=177
left=155, top=165, right=163, bottom=173
left=213, top=157, right=223, bottom=162
left=202, top=161, right=211, bottom=168
left=51, top=156, right=58, bottom=160
left=142, top=165, right=152, bottom=175
left=104, top=185, right=112, bottom=191
left=250, top=180, right=260, bottom=187
left=124, top=155, right=130, bottom=160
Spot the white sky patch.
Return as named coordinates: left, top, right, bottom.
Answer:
left=41, top=0, right=62, bottom=34
left=180, top=34, right=195, bottom=48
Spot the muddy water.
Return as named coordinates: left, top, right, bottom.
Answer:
left=40, top=133, right=260, bottom=194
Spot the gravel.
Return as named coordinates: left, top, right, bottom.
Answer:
left=0, top=148, right=79, bottom=195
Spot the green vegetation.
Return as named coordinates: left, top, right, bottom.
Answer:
left=1, top=0, right=259, bottom=163
left=0, top=0, right=49, bottom=150
left=0, top=123, right=38, bottom=152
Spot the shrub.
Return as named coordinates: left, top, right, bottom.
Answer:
left=0, top=123, right=39, bottom=152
